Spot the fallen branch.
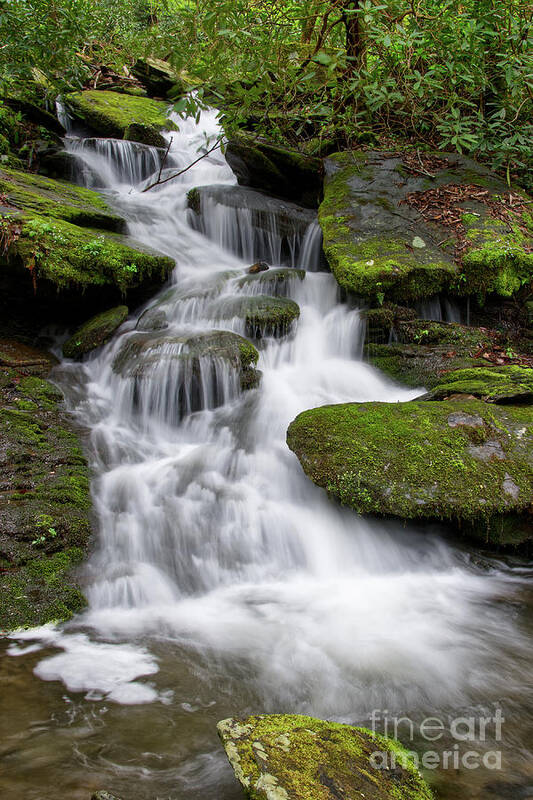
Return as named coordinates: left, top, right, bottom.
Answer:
left=141, top=139, right=222, bottom=193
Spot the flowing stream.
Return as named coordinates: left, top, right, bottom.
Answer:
left=2, top=109, right=532, bottom=800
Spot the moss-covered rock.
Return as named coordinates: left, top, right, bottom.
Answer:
left=287, top=400, right=533, bottom=540
left=319, top=150, right=533, bottom=306
left=225, top=133, right=323, bottom=208
left=131, top=57, right=184, bottom=98
left=367, top=320, right=498, bottom=388
left=0, top=212, right=174, bottom=334
left=213, top=294, right=300, bottom=338
left=63, top=305, right=128, bottom=360
left=65, top=89, right=177, bottom=139
left=0, top=166, right=124, bottom=231
left=218, top=714, right=432, bottom=800
left=237, top=267, right=306, bottom=296
left=425, top=365, right=533, bottom=403
left=123, top=122, right=167, bottom=148
left=0, top=341, right=90, bottom=631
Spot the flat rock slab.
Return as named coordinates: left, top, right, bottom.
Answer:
left=426, top=365, right=533, bottom=404
left=287, top=399, right=533, bottom=535
left=218, top=714, right=432, bottom=800
left=319, top=150, right=533, bottom=305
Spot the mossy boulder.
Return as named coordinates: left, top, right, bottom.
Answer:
left=131, top=57, right=184, bottom=98
left=63, top=305, right=129, bottom=360
left=213, top=294, right=300, bottom=338
left=123, top=122, right=167, bottom=148
left=287, top=400, right=533, bottom=542
left=0, top=211, right=174, bottom=334
left=0, top=166, right=124, bottom=231
left=366, top=320, right=498, bottom=388
left=0, top=341, right=90, bottom=631
left=225, top=133, right=323, bottom=208
left=425, top=365, right=533, bottom=403
left=218, top=714, right=432, bottom=800
left=319, top=150, right=533, bottom=306
left=237, top=267, right=306, bottom=296
left=65, top=89, right=177, bottom=139
left=113, top=330, right=261, bottom=399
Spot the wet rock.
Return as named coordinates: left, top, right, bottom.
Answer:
left=65, top=89, right=177, bottom=139
left=113, top=330, right=260, bottom=399
left=187, top=184, right=316, bottom=239
left=225, top=133, right=323, bottom=208
left=238, top=268, right=305, bottom=297
left=212, top=294, right=300, bottom=338
left=136, top=307, right=168, bottom=331
left=131, top=57, right=184, bottom=98
left=218, top=713, right=432, bottom=800
left=247, top=260, right=269, bottom=274
left=287, top=399, right=533, bottom=544
left=63, top=305, right=128, bottom=360
left=124, top=121, right=167, bottom=149
left=319, top=150, right=532, bottom=306
left=91, top=792, right=124, bottom=800
left=0, top=341, right=90, bottom=631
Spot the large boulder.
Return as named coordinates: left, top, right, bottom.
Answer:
left=0, top=166, right=124, bottom=231
left=0, top=341, right=90, bottom=631
left=63, top=305, right=129, bottom=360
left=319, top=150, right=533, bottom=306
left=212, top=294, right=300, bottom=338
left=65, top=89, right=177, bottom=140
left=225, top=133, right=323, bottom=208
left=218, top=714, right=432, bottom=800
left=287, top=399, right=533, bottom=544
left=131, top=57, right=184, bottom=98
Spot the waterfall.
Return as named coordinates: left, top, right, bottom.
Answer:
left=6, top=104, right=531, bottom=800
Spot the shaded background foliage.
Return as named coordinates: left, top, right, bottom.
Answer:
left=0, top=0, right=531, bottom=183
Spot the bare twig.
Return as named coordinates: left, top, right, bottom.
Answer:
left=141, top=139, right=222, bottom=193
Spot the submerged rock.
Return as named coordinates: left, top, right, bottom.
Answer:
left=213, top=294, right=300, bottom=338
left=218, top=714, right=432, bottom=800
left=287, top=399, right=533, bottom=544
left=225, top=133, right=323, bottom=208
left=319, top=150, right=533, bottom=306
left=0, top=341, right=90, bottom=631
left=63, top=305, right=128, bottom=360
left=65, top=89, right=177, bottom=139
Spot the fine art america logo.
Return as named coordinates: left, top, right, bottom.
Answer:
left=369, top=708, right=504, bottom=771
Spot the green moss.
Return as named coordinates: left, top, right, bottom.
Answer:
left=6, top=213, right=174, bottom=293
left=457, top=216, right=533, bottom=300
left=0, top=167, right=124, bottom=231
left=124, top=123, right=167, bottom=148
left=0, top=548, right=86, bottom=631
left=218, top=714, right=432, bottom=800
left=219, top=295, right=300, bottom=338
left=63, top=305, right=128, bottom=360
left=287, top=400, right=533, bottom=533
left=427, top=365, right=533, bottom=403
left=66, top=89, right=177, bottom=139
left=238, top=339, right=259, bottom=369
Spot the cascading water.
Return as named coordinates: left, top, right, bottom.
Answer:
left=3, top=108, right=532, bottom=800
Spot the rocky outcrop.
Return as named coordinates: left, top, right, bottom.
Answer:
left=225, top=133, right=323, bottom=208
left=63, top=306, right=129, bottom=360
left=0, top=174, right=174, bottom=336
left=218, top=714, right=432, bottom=800
left=287, top=399, right=533, bottom=545
left=0, top=341, right=90, bottom=631
left=424, top=365, right=533, bottom=404
left=65, top=89, right=177, bottom=141
left=319, top=150, right=533, bottom=306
